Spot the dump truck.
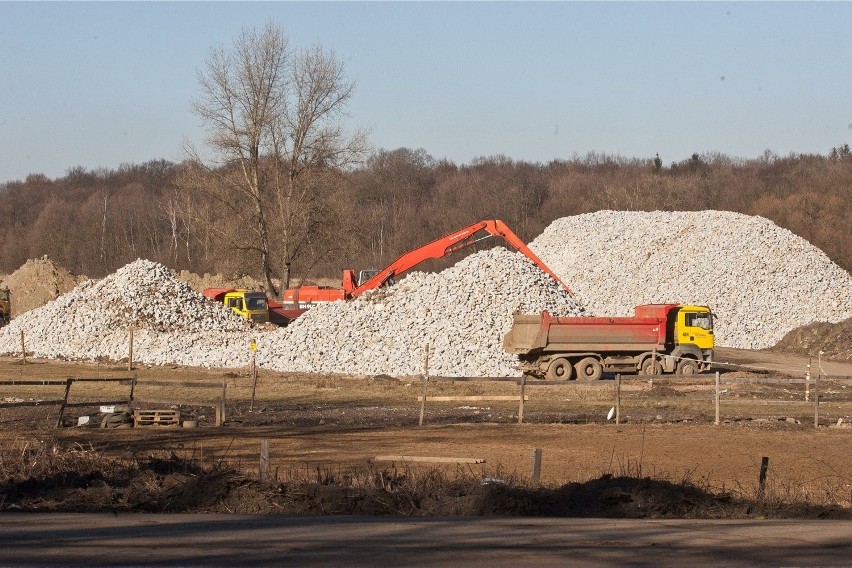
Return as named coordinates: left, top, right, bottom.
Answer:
left=0, top=287, right=10, bottom=327
left=503, top=304, right=714, bottom=380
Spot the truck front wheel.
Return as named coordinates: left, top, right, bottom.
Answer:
left=546, top=358, right=574, bottom=381
left=574, top=357, right=603, bottom=381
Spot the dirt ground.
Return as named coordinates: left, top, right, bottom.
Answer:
left=1, top=347, right=851, bottom=516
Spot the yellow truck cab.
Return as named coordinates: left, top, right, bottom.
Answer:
left=676, top=305, right=714, bottom=349
left=223, top=290, right=269, bottom=323
left=217, top=290, right=270, bottom=323
left=669, top=304, right=714, bottom=372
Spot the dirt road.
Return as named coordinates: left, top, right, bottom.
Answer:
left=2, top=515, right=851, bottom=567
left=48, top=422, right=852, bottom=497
left=715, top=347, right=852, bottom=377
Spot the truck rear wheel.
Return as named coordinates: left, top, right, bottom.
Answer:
left=546, top=358, right=573, bottom=381
left=574, top=357, right=603, bottom=381
left=641, top=357, right=663, bottom=375
left=676, top=358, right=699, bottom=375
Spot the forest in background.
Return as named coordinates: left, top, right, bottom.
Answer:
left=1, top=146, right=851, bottom=285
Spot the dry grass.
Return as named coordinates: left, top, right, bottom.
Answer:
left=1, top=439, right=849, bottom=517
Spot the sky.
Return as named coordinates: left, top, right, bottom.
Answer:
left=1, top=1, right=850, bottom=183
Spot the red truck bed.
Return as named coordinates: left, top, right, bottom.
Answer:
left=504, top=304, right=680, bottom=355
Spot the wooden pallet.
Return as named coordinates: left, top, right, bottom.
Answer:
left=133, top=409, right=180, bottom=427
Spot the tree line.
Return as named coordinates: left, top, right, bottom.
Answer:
left=1, top=146, right=850, bottom=285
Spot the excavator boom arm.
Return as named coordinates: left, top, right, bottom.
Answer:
left=351, top=220, right=573, bottom=297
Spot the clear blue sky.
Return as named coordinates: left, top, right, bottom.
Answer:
left=1, top=1, right=850, bottom=183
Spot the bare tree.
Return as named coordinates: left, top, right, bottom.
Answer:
left=188, top=22, right=367, bottom=296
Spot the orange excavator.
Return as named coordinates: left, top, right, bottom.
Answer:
left=279, top=219, right=572, bottom=310
left=207, top=219, right=571, bottom=326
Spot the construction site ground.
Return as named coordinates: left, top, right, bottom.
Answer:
left=2, top=347, right=851, bottom=514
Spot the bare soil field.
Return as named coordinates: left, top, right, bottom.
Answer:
left=1, top=347, right=851, bottom=516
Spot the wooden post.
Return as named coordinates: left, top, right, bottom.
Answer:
left=20, top=330, right=26, bottom=364
left=616, top=373, right=622, bottom=425
left=531, top=448, right=542, bottom=484
left=55, top=378, right=73, bottom=428
left=758, top=456, right=769, bottom=494
left=715, top=371, right=721, bottom=426
left=127, top=327, right=134, bottom=371
left=250, top=351, right=258, bottom=412
left=128, top=374, right=137, bottom=406
left=518, top=375, right=526, bottom=424
left=259, top=440, right=270, bottom=481
left=651, top=348, right=657, bottom=375
left=813, top=373, right=820, bottom=428
left=419, top=345, right=430, bottom=427
left=221, top=377, right=227, bottom=426
left=805, top=358, right=811, bottom=402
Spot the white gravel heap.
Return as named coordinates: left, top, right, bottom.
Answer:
left=529, top=210, right=852, bottom=349
left=0, top=259, right=255, bottom=365
left=257, top=247, right=582, bottom=376
left=0, top=250, right=580, bottom=375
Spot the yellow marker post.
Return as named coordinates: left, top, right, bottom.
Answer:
left=250, top=339, right=258, bottom=411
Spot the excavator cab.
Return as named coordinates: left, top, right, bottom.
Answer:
left=0, top=287, right=10, bottom=326
left=357, top=270, right=381, bottom=287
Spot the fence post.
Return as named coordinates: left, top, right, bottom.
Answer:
left=220, top=377, right=227, bottom=426
left=55, top=378, right=73, bottom=429
left=813, top=373, right=820, bottom=428
left=758, top=456, right=769, bottom=495
left=250, top=340, right=258, bottom=412
left=419, top=344, right=429, bottom=427
left=20, top=330, right=26, bottom=364
left=531, top=448, right=542, bottom=484
left=127, top=327, right=134, bottom=371
left=128, top=374, right=137, bottom=407
left=615, top=373, right=622, bottom=425
left=518, top=375, right=526, bottom=424
left=715, top=371, right=721, bottom=426
left=805, top=358, right=811, bottom=402
left=259, top=440, right=270, bottom=481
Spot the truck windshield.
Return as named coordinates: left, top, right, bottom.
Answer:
left=686, top=312, right=713, bottom=331
left=246, top=296, right=268, bottom=310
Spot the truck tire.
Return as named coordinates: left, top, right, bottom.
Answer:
left=574, top=357, right=603, bottom=381
left=641, top=357, right=663, bottom=376
left=546, top=358, right=573, bottom=381
left=676, top=358, right=699, bottom=375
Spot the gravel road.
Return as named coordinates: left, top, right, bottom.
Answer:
left=2, top=515, right=851, bottom=567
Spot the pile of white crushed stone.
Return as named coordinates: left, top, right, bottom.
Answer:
left=0, top=260, right=256, bottom=367
left=1, top=210, right=850, bottom=374
left=0, top=249, right=581, bottom=376
left=529, top=210, right=852, bottom=349
left=256, top=247, right=582, bottom=376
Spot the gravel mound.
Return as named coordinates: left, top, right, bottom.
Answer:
left=0, top=250, right=580, bottom=376
left=257, top=247, right=582, bottom=376
left=0, top=256, right=85, bottom=318
left=529, top=210, right=852, bottom=349
left=771, top=318, right=852, bottom=362
left=0, top=259, right=254, bottom=365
